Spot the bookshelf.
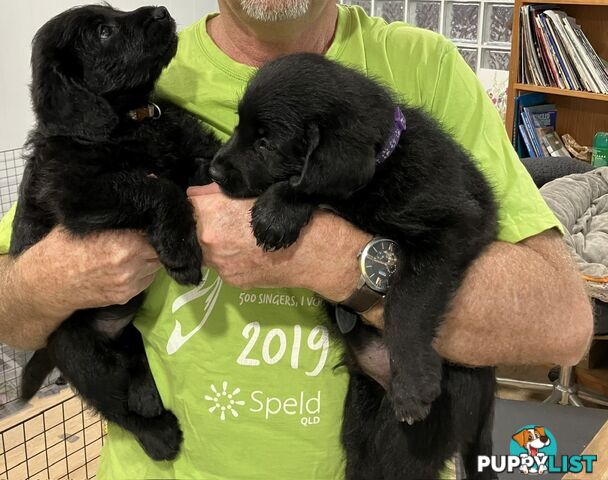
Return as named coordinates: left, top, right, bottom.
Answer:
left=505, top=0, right=608, bottom=148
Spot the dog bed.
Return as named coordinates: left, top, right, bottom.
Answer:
left=540, top=167, right=608, bottom=305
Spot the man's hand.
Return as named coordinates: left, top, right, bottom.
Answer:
left=188, top=184, right=370, bottom=299
left=21, top=228, right=161, bottom=311
left=0, top=228, right=160, bottom=349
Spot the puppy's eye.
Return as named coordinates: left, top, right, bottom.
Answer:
left=99, top=25, right=114, bottom=40
left=258, top=138, right=273, bottom=151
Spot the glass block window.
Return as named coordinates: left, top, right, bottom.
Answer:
left=483, top=3, right=513, bottom=44
left=481, top=48, right=510, bottom=70
left=343, top=0, right=373, bottom=15
left=458, top=47, right=479, bottom=71
left=445, top=2, right=480, bottom=42
left=408, top=1, right=441, bottom=32
left=376, top=0, right=406, bottom=22
left=340, top=0, right=513, bottom=76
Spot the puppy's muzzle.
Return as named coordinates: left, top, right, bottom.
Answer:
left=152, top=7, right=169, bottom=21
left=208, top=165, right=226, bottom=184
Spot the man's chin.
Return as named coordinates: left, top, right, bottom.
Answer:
left=238, top=0, right=312, bottom=22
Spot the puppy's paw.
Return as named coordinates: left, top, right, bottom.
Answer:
left=159, top=231, right=203, bottom=286
left=167, top=263, right=203, bottom=286
left=251, top=196, right=312, bottom=251
left=137, top=410, right=183, bottom=461
left=128, top=377, right=164, bottom=418
left=389, top=355, right=442, bottom=424
left=390, top=382, right=434, bottom=424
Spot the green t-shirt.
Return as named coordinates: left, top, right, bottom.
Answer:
left=0, top=5, right=560, bottom=479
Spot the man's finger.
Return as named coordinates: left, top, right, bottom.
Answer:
left=187, top=183, right=221, bottom=197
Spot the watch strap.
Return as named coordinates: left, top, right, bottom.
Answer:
left=340, top=281, right=383, bottom=314
left=335, top=305, right=359, bottom=334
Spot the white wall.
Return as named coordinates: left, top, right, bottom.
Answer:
left=0, top=0, right=219, bottom=151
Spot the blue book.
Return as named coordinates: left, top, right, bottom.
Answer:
left=513, top=92, right=545, bottom=156
left=521, top=109, right=542, bottom=156
left=518, top=124, right=535, bottom=157
left=528, top=104, right=557, bottom=130
left=524, top=104, right=557, bottom=157
left=539, top=13, right=579, bottom=89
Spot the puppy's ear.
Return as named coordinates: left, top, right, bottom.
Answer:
left=511, top=430, right=528, bottom=448
left=289, top=123, right=321, bottom=190
left=31, top=32, right=117, bottom=141
left=289, top=123, right=376, bottom=199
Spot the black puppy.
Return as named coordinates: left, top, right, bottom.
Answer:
left=211, top=54, right=497, bottom=479
left=11, top=5, right=218, bottom=460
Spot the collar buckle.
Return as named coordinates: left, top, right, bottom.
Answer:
left=127, top=102, right=162, bottom=122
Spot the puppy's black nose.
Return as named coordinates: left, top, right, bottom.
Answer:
left=209, top=165, right=226, bottom=183
left=152, top=7, right=168, bottom=21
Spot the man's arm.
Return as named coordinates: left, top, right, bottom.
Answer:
left=0, top=228, right=161, bottom=350
left=189, top=186, right=593, bottom=367
left=437, top=230, right=592, bottom=366
left=364, top=229, right=593, bottom=366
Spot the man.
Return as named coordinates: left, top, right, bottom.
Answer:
left=0, top=1, right=592, bottom=478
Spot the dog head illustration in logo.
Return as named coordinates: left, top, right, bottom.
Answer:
left=511, top=426, right=552, bottom=474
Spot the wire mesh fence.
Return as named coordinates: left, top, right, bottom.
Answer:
left=0, top=349, right=62, bottom=408
left=0, top=148, right=25, bottom=217
left=0, top=393, right=106, bottom=480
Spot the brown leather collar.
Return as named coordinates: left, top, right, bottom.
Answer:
left=127, top=102, right=162, bottom=122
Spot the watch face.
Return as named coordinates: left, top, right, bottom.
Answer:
left=361, top=238, right=400, bottom=293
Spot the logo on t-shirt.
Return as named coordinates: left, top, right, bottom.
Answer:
left=166, top=270, right=223, bottom=355
left=203, top=381, right=322, bottom=426
left=204, top=381, right=246, bottom=421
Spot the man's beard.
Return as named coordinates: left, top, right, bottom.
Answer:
left=238, top=0, right=312, bottom=22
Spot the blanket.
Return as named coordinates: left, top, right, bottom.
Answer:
left=540, top=167, right=608, bottom=302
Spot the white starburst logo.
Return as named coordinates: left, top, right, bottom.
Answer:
left=204, top=381, right=246, bottom=420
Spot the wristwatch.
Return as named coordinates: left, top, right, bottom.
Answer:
left=340, top=236, right=400, bottom=314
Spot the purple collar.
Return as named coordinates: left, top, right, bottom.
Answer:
left=376, top=107, right=406, bottom=165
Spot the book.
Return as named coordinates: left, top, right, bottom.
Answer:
left=553, top=11, right=604, bottom=93
left=533, top=12, right=561, bottom=87
left=527, top=104, right=557, bottom=132
left=568, top=19, right=608, bottom=92
left=523, top=103, right=558, bottom=157
left=544, top=10, right=597, bottom=92
left=519, top=124, right=535, bottom=157
left=521, top=6, right=549, bottom=85
left=512, top=92, right=545, bottom=156
left=521, top=110, right=542, bottom=156
left=540, top=12, right=581, bottom=90
left=528, top=6, right=554, bottom=86
left=519, top=5, right=608, bottom=94
left=540, top=131, right=571, bottom=157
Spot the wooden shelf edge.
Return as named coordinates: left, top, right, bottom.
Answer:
left=514, top=83, right=608, bottom=101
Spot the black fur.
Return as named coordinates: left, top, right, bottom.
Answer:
left=211, top=54, right=497, bottom=479
left=11, top=5, right=218, bottom=460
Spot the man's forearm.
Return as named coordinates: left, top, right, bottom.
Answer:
left=300, top=215, right=592, bottom=367
left=0, top=254, right=71, bottom=350
left=432, top=230, right=592, bottom=366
